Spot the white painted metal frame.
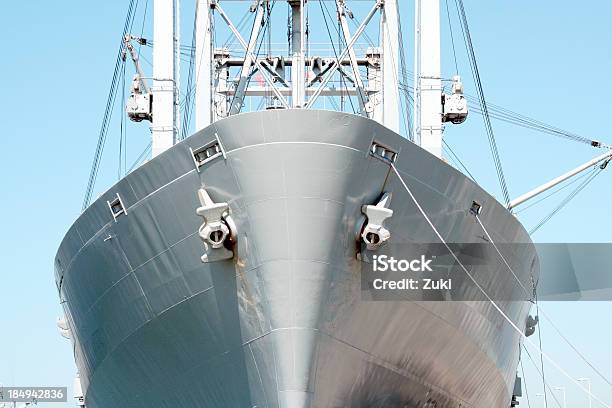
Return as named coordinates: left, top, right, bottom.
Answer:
left=229, top=2, right=266, bottom=115
left=124, top=35, right=150, bottom=94
left=195, top=0, right=213, bottom=131
left=336, top=0, right=370, bottom=115
left=152, top=0, right=178, bottom=157
left=305, top=1, right=383, bottom=109
left=415, top=0, right=443, bottom=158
left=380, top=0, right=400, bottom=133
left=213, top=2, right=290, bottom=109
left=508, top=150, right=612, bottom=210
left=189, top=0, right=405, bottom=137
left=290, top=0, right=306, bottom=107
left=412, top=0, right=421, bottom=145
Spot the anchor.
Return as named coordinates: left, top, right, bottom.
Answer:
left=196, top=188, right=236, bottom=262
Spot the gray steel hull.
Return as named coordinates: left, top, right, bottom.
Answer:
left=55, top=109, right=537, bottom=408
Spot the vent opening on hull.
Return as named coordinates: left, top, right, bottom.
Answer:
left=470, top=200, right=482, bottom=215
left=370, top=141, right=398, bottom=163
left=190, top=136, right=225, bottom=171
left=107, top=193, right=127, bottom=221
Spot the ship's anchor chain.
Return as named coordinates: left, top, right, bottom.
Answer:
left=359, top=192, right=393, bottom=251
left=196, top=188, right=237, bottom=263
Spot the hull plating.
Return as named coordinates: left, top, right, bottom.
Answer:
left=55, top=110, right=537, bottom=408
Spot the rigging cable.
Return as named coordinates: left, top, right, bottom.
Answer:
left=520, top=357, right=532, bottom=408
left=388, top=162, right=611, bottom=408
left=537, top=300, right=612, bottom=386
left=82, top=0, right=139, bottom=210
left=535, top=295, right=550, bottom=408
left=119, top=61, right=127, bottom=180
left=266, top=1, right=274, bottom=107
left=522, top=345, right=564, bottom=408
left=395, top=4, right=415, bottom=141
left=481, top=204, right=612, bottom=405
left=444, top=0, right=459, bottom=75
left=182, top=4, right=217, bottom=131
left=513, top=169, right=594, bottom=214
left=338, top=9, right=345, bottom=112
left=465, top=95, right=609, bottom=149
left=137, top=0, right=149, bottom=58
left=530, top=167, right=602, bottom=234
left=287, top=2, right=291, bottom=52
left=318, top=0, right=356, bottom=114
left=341, top=2, right=408, bottom=127
left=236, top=1, right=277, bottom=113
left=222, top=10, right=251, bottom=49
left=180, top=0, right=199, bottom=140
left=226, top=5, right=264, bottom=114
left=398, top=81, right=610, bottom=151
left=127, top=142, right=152, bottom=173
left=442, top=139, right=478, bottom=182
left=454, top=0, right=511, bottom=207
left=476, top=211, right=612, bottom=388
left=441, top=145, right=462, bottom=176
left=405, top=84, right=474, bottom=181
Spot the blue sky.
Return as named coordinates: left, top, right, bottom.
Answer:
left=0, top=1, right=610, bottom=407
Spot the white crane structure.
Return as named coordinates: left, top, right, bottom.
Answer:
left=130, top=0, right=608, bottom=213
left=125, top=0, right=469, bottom=159
left=120, top=0, right=612, bottom=212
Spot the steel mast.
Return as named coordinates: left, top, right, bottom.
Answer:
left=195, top=0, right=213, bottom=131
left=289, top=0, right=306, bottom=108
left=414, top=0, right=467, bottom=158
left=380, top=0, right=400, bottom=133
left=152, top=0, right=179, bottom=157
left=414, top=0, right=443, bottom=158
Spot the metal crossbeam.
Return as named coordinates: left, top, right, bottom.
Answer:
left=219, top=86, right=376, bottom=96
left=229, top=2, right=266, bottom=115
left=305, top=0, right=383, bottom=108
left=213, top=2, right=290, bottom=109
